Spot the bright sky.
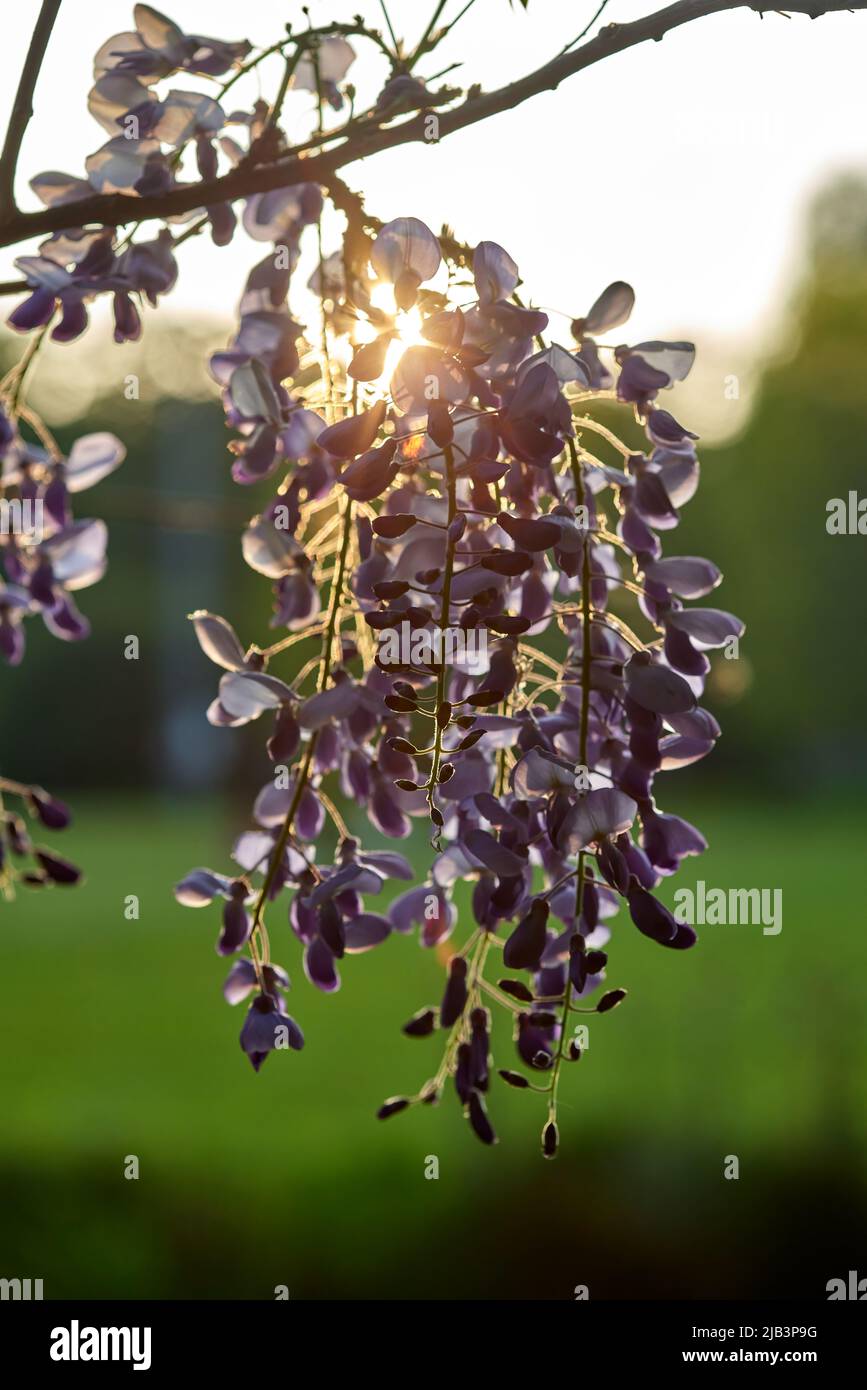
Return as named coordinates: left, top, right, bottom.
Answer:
left=2, top=1, right=866, bottom=391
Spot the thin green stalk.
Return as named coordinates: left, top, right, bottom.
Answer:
left=408, top=0, right=450, bottom=68
left=547, top=450, right=593, bottom=1126
left=249, top=496, right=354, bottom=972
left=378, top=0, right=401, bottom=54
left=426, top=443, right=457, bottom=842
left=3, top=318, right=52, bottom=418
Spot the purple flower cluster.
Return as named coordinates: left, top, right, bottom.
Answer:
left=0, top=409, right=125, bottom=664
left=176, top=211, right=743, bottom=1153
left=10, top=229, right=178, bottom=344
left=0, top=400, right=122, bottom=895
left=0, top=776, right=81, bottom=893
left=13, top=4, right=255, bottom=315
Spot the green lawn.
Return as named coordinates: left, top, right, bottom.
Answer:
left=1, top=790, right=865, bottom=1298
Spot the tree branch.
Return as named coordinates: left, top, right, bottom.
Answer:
left=0, top=1, right=861, bottom=250
left=0, top=0, right=62, bottom=215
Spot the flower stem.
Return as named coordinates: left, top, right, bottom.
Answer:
left=547, top=450, right=594, bottom=1128
left=426, top=443, right=457, bottom=843
left=249, top=495, right=354, bottom=975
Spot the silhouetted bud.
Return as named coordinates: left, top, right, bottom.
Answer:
left=499, top=1069, right=530, bottom=1089
left=407, top=605, right=433, bottom=629
left=498, top=978, right=535, bottom=1003
left=35, top=850, right=81, bottom=886
left=455, top=1042, right=474, bottom=1103
left=372, top=513, right=417, bottom=538
left=319, top=399, right=386, bottom=457
left=440, top=955, right=468, bottom=1027
left=498, top=514, right=561, bottom=551
left=503, top=899, right=549, bottom=971
left=542, top=1119, right=559, bottom=1159
left=465, top=688, right=504, bottom=707
left=486, top=615, right=532, bottom=635
left=427, top=399, right=454, bottom=446
left=479, top=549, right=533, bottom=576
left=568, top=1040, right=583, bottom=1061
left=348, top=332, right=394, bottom=381
left=569, top=935, right=588, bottom=993
left=387, top=736, right=418, bottom=755
left=470, top=1006, right=490, bottom=1090
left=403, top=1007, right=437, bottom=1037
left=5, top=814, right=30, bottom=855
left=377, top=1096, right=410, bottom=1119
left=373, top=580, right=411, bottom=600
left=597, top=988, right=627, bottom=1013
left=456, top=729, right=486, bottom=750
left=31, top=792, right=71, bottom=831
left=436, top=700, right=452, bottom=727
left=385, top=694, right=418, bottom=712
left=468, top=1089, right=497, bottom=1145
left=597, top=838, right=630, bottom=894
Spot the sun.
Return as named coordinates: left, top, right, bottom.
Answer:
left=359, top=282, right=427, bottom=385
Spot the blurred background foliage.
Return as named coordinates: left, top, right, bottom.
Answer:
left=1, top=177, right=865, bottom=1299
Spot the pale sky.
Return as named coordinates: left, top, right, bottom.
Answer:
left=2, top=0, right=867, bottom=412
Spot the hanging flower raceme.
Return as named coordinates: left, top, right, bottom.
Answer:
left=172, top=206, right=741, bottom=1157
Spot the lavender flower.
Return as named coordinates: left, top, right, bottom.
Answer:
left=169, top=206, right=740, bottom=1156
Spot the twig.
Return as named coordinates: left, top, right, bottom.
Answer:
left=0, top=0, right=61, bottom=213
left=562, top=0, right=613, bottom=52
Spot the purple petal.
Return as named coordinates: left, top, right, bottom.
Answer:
left=304, top=936, right=340, bottom=992
left=174, top=867, right=233, bottom=906
left=625, top=652, right=696, bottom=715
left=558, top=789, right=638, bottom=853
left=190, top=610, right=248, bottom=671
left=343, top=913, right=391, bottom=953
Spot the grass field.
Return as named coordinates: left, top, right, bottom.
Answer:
left=1, top=790, right=865, bottom=1299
